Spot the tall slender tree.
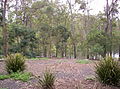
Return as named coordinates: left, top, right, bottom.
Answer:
left=1, top=0, right=8, bottom=56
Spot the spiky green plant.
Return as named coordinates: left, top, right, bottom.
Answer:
left=5, top=53, right=26, bottom=74
left=39, top=70, right=55, bottom=89
left=95, top=56, right=120, bottom=85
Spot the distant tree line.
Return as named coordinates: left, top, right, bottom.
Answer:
left=0, top=0, right=120, bottom=59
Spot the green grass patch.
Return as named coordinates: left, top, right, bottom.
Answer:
left=0, top=72, right=32, bottom=82
left=76, top=59, right=91, bottom=64
left=0, top=75, right=10, bottom=80
left=29, top=57, right=49, bottom=60
left=10, top=72, right=32, bottom=82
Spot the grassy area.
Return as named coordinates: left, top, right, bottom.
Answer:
left=28, top=57, right=49, bottom=60
left=0, top=72, right=32, bottom=82
left=76, top=59, right=91, bottom=64
left=0, top=75, right=10, bottom=80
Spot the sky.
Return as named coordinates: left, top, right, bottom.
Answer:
left=58, top=0, right=106, bottom=15
left=89, top=0, right=106, bottom=14
left=59, top=0, right=119, bottom=15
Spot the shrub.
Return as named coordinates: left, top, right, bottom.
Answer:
left=10, top=72, right=32, bottom=82
left=5, top=53, right=26, bottom=74
left=0, top=72, right=32, bottom=82
left=95, top=56, right=120, bottom=85
left=0, top=75, right=10, bottom=80
left=38, top=70, right=55, bottom=89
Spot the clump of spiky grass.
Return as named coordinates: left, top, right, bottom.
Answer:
left=38, top=70, right=55, bottom=89
left=95, top=56, right=120, bottom=86
left=5, top=53, right=26, bottom=74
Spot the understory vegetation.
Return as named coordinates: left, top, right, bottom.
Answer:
left=0, top=0, right=120, bottom=59
left=95, top=56, right=120, bottom=86
left=38, top=70, right=55, bottom=89
left=5, top=53, right=26, bottom=74
left=0, top=0, right=120, bottom=89
left=0, top=72, right=32, bottom=82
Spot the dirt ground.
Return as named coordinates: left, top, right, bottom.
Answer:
left=0, top=59, right=119, bottom=89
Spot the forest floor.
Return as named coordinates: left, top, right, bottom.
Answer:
left=0, top=59, right=120, bottom=89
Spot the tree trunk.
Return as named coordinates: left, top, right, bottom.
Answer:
left=2, top=0, right=8, bottom=56
left=55, top=46, right=58, bottom=57
left=61, top=50, right=64, bottom=58
left=87, top=54, right=89, bottom=59
left=73, top=43, right=76, bottom=59
left=64, top=44, right=67, bottom=57
left=119, top=45, right=120, bottom=61
left=43, top=46, right=47, bottom=57
left=15, top=0, right=18, bottom=23
left=49, top=43, right=52, bottom=57
left=103, top=45, right=107, bottom=58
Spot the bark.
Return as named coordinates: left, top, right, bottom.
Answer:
left=61, top=50, right=64, bottom=58
left=87, top=54, right=89, bottom=59
left=55, top=47, right=58, bottom=57
left=49, top=43, right=52, bottom=57
left=15, top=0, right=18, bottom=23
left=43, top=46, right=47, bottom=57
left=119, top=45, right=120, bottom=61
left=105, top=0, right=109, bottom=33
left=64, top=44, right=67, bottom=57
left=2, top=0, right=8, bottom=56
left=73, top=43, right=77, bottom=59
left=106, top=0, right=118, bottom=56
left=103, top=45, right=107, bottom=58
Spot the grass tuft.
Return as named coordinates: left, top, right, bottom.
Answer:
left=38, top=70, right=55, bottom=89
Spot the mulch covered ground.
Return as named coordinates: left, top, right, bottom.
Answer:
left=0, top=59, right=119, bottom=89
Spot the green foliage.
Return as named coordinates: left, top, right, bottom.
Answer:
left=8, top=24, right=38, bottom=57
left=39, top=70, right=55, bottom=89
left=0, top=75, right=10, bottom=80
left=1, top=0, right=120, bottom=59
left=0, top=72, right=32, bottom=82
left=85, top=29, right=120, bottom=58
left=5, top=53, right=26, bottom=74
left=89, top=43, right=104, bottom=56
left=87, top=29, right=108, bottom=57
left=76, top=59, right=91, bottom=64
left=29, top=57, right=49, bottom=60
left=10, top=72, right=32, bottom=82
left=95, top=56, right=120, bottom=85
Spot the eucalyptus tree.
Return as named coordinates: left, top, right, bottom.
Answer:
left=1, top=0, right=8, bottom=56
left=104, top=0, right=119, bottom=56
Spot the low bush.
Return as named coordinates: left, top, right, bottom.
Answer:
left=5, top=53, right=26, bottom=74
left=0, top=75, right=10, bottom=80
left=10, top=72, right=32, bottom=82
left=95, top=56, right=120, bottom=85
left=0, top=72, right=32, bottom=82
left=38, top=70, right=55, bottom=89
